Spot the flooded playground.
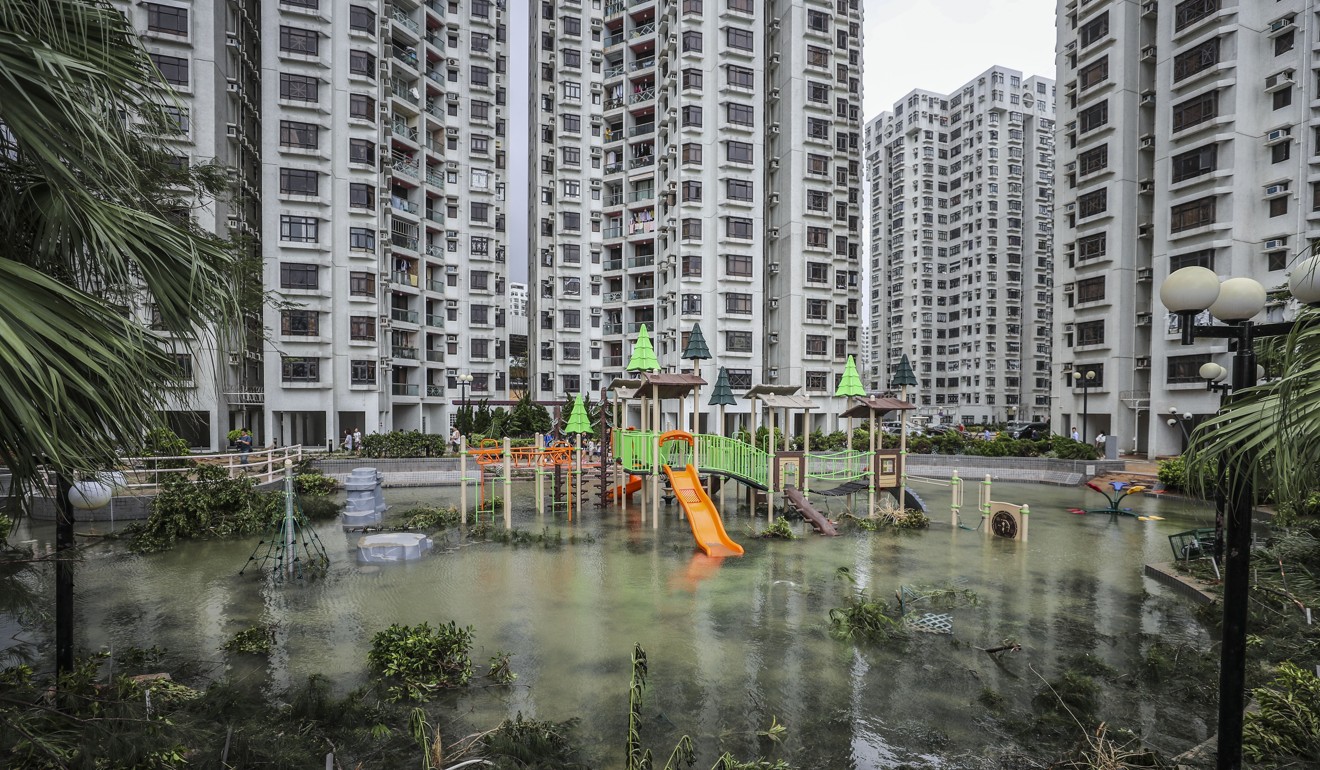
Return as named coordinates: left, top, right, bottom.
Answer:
left=30, top=479, right=1222, bottom=767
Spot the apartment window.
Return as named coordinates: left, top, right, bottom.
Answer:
left=1075, top=276, right=1105, bottom=303
left=472, top=0, right=492, bottom=18
left=682, top=31, right=702, bottom=52
left=727, top=65, right=753, bottom=89
left=1076, top=232, right=1106, bottom=262
left=1171, top=144, right=1216, bottom=182
left=1275, top=30, right=1295, bottom=57
left=726, top=140, right=753, bottom=164
left=280, top=357, right=319, bottom=383
left=279, top=120, right=318, bottom=149
left=1075, top=320, right=1105, bottom=347
left=1270, top=196, right=1288, bottom=217
left=1170, top=196, right=1215, bottom=232
left=349, top=183, right=375, bottom=209
left=682, top=105, right=702, bottom=127
left=725, top=27, right=753, bottom=51
left=280, top=72, right=319, bottom=102
left=807, top=10, right=830, bottom=32
left=470, top=201, right=490, bottom=223
left=349, top=227, right=376, bottom=252
left=561, top=146, right=580, bottom=166
left=560, top=49, right=580, bottom=68
left=349, top=50, right=376, bottom=78
left=349, top=272, right=375, bottom=296
left=806, top=226, right=830, bottom=248
left=1174, top=0, right=1219, bottom=32
left=1268, top=249, right=1288, bottom=270
left=807, top=262, right=829, bottom=282
left=1271, top=141, right=1291, bottom=163
left=1173, top=38, right=1219, bottom=83
left=728, top=0, right=753, bottom=13
left=682, top=143, right=702, bottom=164
left=683, top=68, right=703, bottom=90
left=726, top=254, right=752, bottom=277
left=146, top=3, right=188, bottom=35
left=725, top=293, right=752, bottom=314
left=808, top=81, right=829, bottom=103
left=348, top=93, right=374, bottom=118
left=560, top=211, right=580, bottom=231
left=281, top=310, right=319, bottom=336
left=471, top=136, right=489, bottom=154
left=471, top=66, right=491, bottom=86
left=149, top=54, right=188, bottom=86
left=726, top=217, right=753, bottom=239
left=807, top=46, right=830, bottom=68
left=1167, top=353, right=1212, bottom=384
left=349, top=6, right=375, bottom=33
left=681, top=294, right=702, bottom=314
left=1078, top=144, right=1107, bottom=176
left=1078, top=12, right=1108, bottom=47
left=806, top=371, right=827, bottom=390
left=807, top=117, right=830, bottom=139
left=349, top=138, right=374, bottom=164
left=682, top=180, right=702, bottom=201
left=726, top=331, right=753, bottom=352
left=280, top=262, right=318, bottom=289
left=471, top=236, right=490, bottom=255
left=807, top=154, right=829, bottom=175
left=349, top=316, right=375, bottom=341
left=561, top=113, right=581, bottom=134
left=561, top=82, right=580, bottom=101
left=806, top=299, right=829, bottom=320
left=727, top=103, right=754, bottom=126
left=1078, top=57, right=1108, bottom=91
left=280, top=168, right=319, bottom=196
left=561, top=244, right=581, bottom=263
left=805, top=335, right=828, bottom=356
left=681, top=218, right=702, bottom=240
left=1078, top=101, right=1108, bottom=133
left=1077, top=189, right=1107, bottom=218
left=1172, top=90, right=1218, bottom=132
left=279, top=26, right=319, bottom=55
left=726, top=179, right=753, bottom=201
left=682, top=0, right=703, bottom=13
left=1170, top=248, right=1215, bottom=271
left=807, top=189, right=829, bottom=211
left=1273, top=88, right=1292, bottom=110
left=351, top=360, right=376, bottom=385
left=280, top=215, right=318, bottom=243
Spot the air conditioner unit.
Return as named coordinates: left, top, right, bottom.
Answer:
left=1266, top=128, right=1290, bottom=143
left=1136, top=312, right=1152, bottom=326
left=1140, top=136, right=1155, bottom=149
left=768, top=88, right=780, bottom=101
left=1265, top=238, right=1287, bottom=250
left=591, top=83, right=602, bottom=92
left=590, top=307, right=602, bottom=316
left=446, top=229, right=459, bottom=238
left=590, top=147, right=601, bottom=157
left=768, top=158, right=780, bottom=170
left=590, top=340, right=601, bottom=348
left=1135, top=356, right=1151, bottom=369
left=225, top=33, right=240, bottom=49
left=668, top=34, right=678, bottom=44
left=446, top=161, right=458, bottom=170
left=769, top=53, right=781, bottom=66
left=768, top=122, right=780, bottom=135
left=225, top=123, right=238, bottom=137
left=1269, top=16, right=1296, bottom=35
left=768, top=192, right=779, bottom=205
left=769, top=261, right=780, bottom=273
left=1137, top=267, right=1153, bottom=281
left=590, top=179, right=601, bottom=188
left=1139, top=180, right=1154, bottom=193
left=767, top=367, right=779, bottom=379
left=1265, top=183, right=1288, bottom=196
left=1141, top=1, right=1156, bottom=16
left=226, top=352, right=241, bottom=366
left=591, top=51, right=602, bottom=61
left=768, top=227, right=780, bottom=238
left=1065, top=41, right=1076, bottom=53
left=226, top=83, right=240, bottom=94
left=667, top=146, right=678, bottom=156
left=446, top=127, right=459, bottom=136
left=768, top=297, right=779, bottom=309
left=769, top=19, right=780, bottom=32
left=591, top=18, right=602, bottom=28
left=768, top=332, right=779, bottom=342
left=1140, top=45, right=1156, bottom=61
left=1139, top=92, right=1155, bottom=106
left=447, top=58, right=459, bottom=67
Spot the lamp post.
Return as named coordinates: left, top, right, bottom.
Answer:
left=1159, top=259, right=1320, bottom=770
left=1070, top=369, right=1096, bottom=442
left=457, top=373, right=473, bottom=435
left=55, top=475, right=114, bottom=674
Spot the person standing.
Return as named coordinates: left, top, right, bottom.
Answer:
left=1070, top=426, right=1080, bottom=442
left=1095, top=432, right=1107, bottom=454
left=449, top=426, right=460, bottom=454
left=237, top=428, right=253, bottom=465
left=353, top=427, right=363, bottom=455
left=342, top=430, right=354, bottom=453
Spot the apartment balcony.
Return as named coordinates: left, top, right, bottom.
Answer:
left=392, top=383, right=419, bottom=397
left=425, top=69, right=444, bottom=85
left=391, top=234, right=419, bottom=253
left=604, top=64, right=626, bottom=79
left=426, top=350, right=445, bottom=363
left=391, top=308, right=419, bottom=324
left=628, top=86, right=656, bottom=104
left=391, top=152, right=420, bottom=179
left=603, top=322, right=623, bottom=334
left=392, top=270, right=420, bottom=288
left=627, top=188, right=653, bottom=202
left=391, top=120, right=419, bottom=142
left=604, top=291, right=623, bottom=303
left=603, top=355, right=625, bottom=367
left=392, top=48, right=420, bottom=72
left=627, top=254, right=654, bottom=268
left=604, top=258, right=624, bottom=271
left=391, top=8, right=420, bottom=35
left=426, top=313, right=445, bottom=327
left=605, top=192, right=624, bottom=207
left=425, top=244, right=445, bottom=259
left=390, top=79, right=419, bottom=105
left=390, top=196, right=419, bottom=215
left=392, top=346, right=419, bottom=360
left=631, top=57, right=655, bottom=72
left=603, top=226, right=624, bottom=239
left=605, top=97, right=625, bottom=110
left=424, top=0, right=445, bottom=21
left=605, top=0, right=625, bottom=16
left=628, top=154, right=654, bottom=169
left=629, top=122, right=654, bottom=137
left=629, top=288, right=654, bottom=300
left=631, top=21, right=656, bottom=39
left=426, top=384, right=445, bottom=397
left=424, top=33, right=446, bottom=54
left=605, top=32, right=625, bottom=47
left=424, top=169, right=445, bottom=188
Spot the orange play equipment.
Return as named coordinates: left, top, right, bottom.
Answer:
left=605, top=474, right=642, bottom=501
left=658, top=430, right=743, bottom=557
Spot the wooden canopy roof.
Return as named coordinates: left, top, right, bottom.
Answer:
left=631, top=371, right=706, bottom=400
left=839, top=396, right=917, bottom=419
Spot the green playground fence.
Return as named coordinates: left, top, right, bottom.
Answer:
left=804, top=449, right=872, bottom=482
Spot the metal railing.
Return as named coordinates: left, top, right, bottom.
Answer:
left=614, top=432, right=772, bottom=490
left=392, top=383, right=419, bottom=396
left=392, top=346, right=418, bottom=360
left=426, top=313, right=445, bottom=326
left=87, top=444, right=305, bottom=491
left=391, top=308, right=419, bottom=324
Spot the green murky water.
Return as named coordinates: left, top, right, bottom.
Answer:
left=27, top=480, right=1223, bottom=767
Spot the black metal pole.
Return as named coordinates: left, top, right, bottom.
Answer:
left=1082, top=382, right=1089, bottom=444
left=54, top=474, right=75, bottom=675
left=1216, top=322, right=1257, bottom=770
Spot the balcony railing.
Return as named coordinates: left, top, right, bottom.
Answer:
left=391, top=120, right=419, bottom=141
left=603, top=323, right=623, bottom=334
left=604, top=259, right=624, bottom=271
left=425, top=313, right=445, bottom=327
left=629, top=288, right=655, bottom=300
left=604, top=291, right=623, bottom=302
left=427, top=384, right=445, bottom=397
left=631, top=22, right=656, bottom=38
left=424, top=34, right=446, bottom=53
left=425, top=245, right=445, bottom=258
left=631, top=57, right=655, bottom=71
left=426, top=281, right=446, bottom=294
left=391, top=270, right=418, bottom=287
left=392, top=383, right=419, bottom=396
left=425, top=171, right=445, bottom=188
left=425, top=209, right=444, bottom=225
left=604, top=356, right=625, bottom=367
left=390, top=308, right=419, bottom=324
left=391, top=80, right=419, bottom=104
left=605, top=34, right=625, bottom=47
left=605, top=193, right=624, bottom=206
left=391, top=234, right=419, bottom=252
left=426, top=350, right=445, bottom=363
left=605, top=98, right=625, bottom=110
left=604, top=64, right=626, bottom=79
left=391, top=197, right=419, bottom=215
left=628, top=87, right=656, bottom=103
left=628, top=255, right=655, bottom=268
left=627, top=188, right=653, bottom=202
left=392, top=346, right=419, bottom=360
left=605, top=1, right=625, bottom=16
left=630, top=122, right=654, bottom=137
left=391, top=152, right=420, bottom=177
left=629, top=154, right=654, bottom=169
left=603, top=227, right=624, bottom=239
left=392, top=8, right=420, bottom=33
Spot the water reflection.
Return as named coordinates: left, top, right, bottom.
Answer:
left=20, top=480, right=1224, bottom=767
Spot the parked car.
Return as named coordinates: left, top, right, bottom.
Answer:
left=1006, top=421, right=1050, bottom=439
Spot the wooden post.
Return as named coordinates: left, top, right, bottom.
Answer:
left=459, top=435, right=468, bottom=526
left=868, top=406, right=876, bottom=516
left=718, top=403, right=727, bottom=511
left=502, top=437, right=512, bottom=529
left=803, top=409, right=811, bottom=496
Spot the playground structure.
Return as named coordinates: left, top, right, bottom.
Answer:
left=1069, top=480, right=1161, bottom=520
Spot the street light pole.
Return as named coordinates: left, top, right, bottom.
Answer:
left=1070, top=369, right=1096, bottom=443
left=458, top=373, right=473, bottom=435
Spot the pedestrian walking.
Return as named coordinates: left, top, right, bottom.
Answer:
left=353, top=428, right=363, bottom=455
left=1070, top=426, right=1080, bottom=442
left=450, top=426, right=460, bottom=454
left=237, top=429, right=253, bottom=465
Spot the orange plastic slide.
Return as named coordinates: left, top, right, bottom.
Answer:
left=662, top=464, right=744, bottom=557
left=605, top=474, right=642, bottom=501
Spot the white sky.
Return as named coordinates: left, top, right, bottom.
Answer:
left=862, top=0, right=1058, bottom=118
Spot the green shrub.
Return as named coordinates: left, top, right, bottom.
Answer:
left=367, top=621, right=475, bottom=702
left=299, top=495, right=341, bottom=521
left=400, top=505, right=460, bottom=530
left=294, top=471, right=337, bottom=496
left=358, top=430, right=447, bottom=459
left=143, top=427, right=190, bottom=458
left=1157, top=456, right=1188, bottom=491
left=221, top=625, right=274, bottom=655
left=760, top=517, right=796, bottom=539
left=130, top=465, right=282, bottom=552
left=1243, top=662, right=1320, bottom=763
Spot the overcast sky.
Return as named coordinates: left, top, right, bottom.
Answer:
left=862, top=0, right=1057, bottom=118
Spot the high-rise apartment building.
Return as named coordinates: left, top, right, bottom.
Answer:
left=116, top=0, right=510, bottom=449
left=1054, top=0, right=1312, bottom=456
left=529, top=0, right=865, bottom=432
left=865, top=68, right=1056, bottom=426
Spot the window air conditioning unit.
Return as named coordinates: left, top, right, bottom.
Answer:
left=767, top=297, right=779, bottom=308
left=768, top=88, right=780, bottom=101
left=590, top=340, right=601, bottom=348
left=446, top=127, right=459, bottom=136
left=769, top=19, right=780, bottom=32
left=1137, top=267, right=1153, bottom=281
left=590, top=147, right=601, bottom=156
left=768, top=227, right=780, bottom=238
left=447, top=92, right=459, bottom=102
left=768, top=158, right=779, bottom=170
left=225, top=123, right=238, bottom=137
left=768, top=332, right=779, bottom=342
left=1140, top=136, right=1154, bottom=149
left=1269, top=16, right=1296, bottom=35
left=1141, top=1, right=1157, bottom=16
left=668, top=34, right=678, bottom=44
left=591, top=51, right=602, bottom=61
left=1135, top=356, right=1151, bottom=369
left=226, top=353, right=241, bottom=366
left=1266, top=71, right=1295, bottom=91
left=590, top=308, right=601, bottom=316
left=767, top=367, right=779, bottom=379
left=1139, top=92, right=1155, bottom=106
left=768, top=261, right=780, bottom=273
left=226, top=83, right=240, bottom=93
left=769, top=192, right=779, bottom=205
left=1136, top=312, right=1152, bottom=326
left=1140, top=45, right=1156, bottom=61
left=1266, top=128, right=1290, bottom=143
left=591, top=83, right=602, bottom=92
left=447, top=58, right=459, bottom=67
left=769, top=53, right=781, bottom=66
left=1139, top=180, right=1154, bottom=193
left=446, top=229, right=459, bottom=238
left=591, top=18, right=602, bottom=29
left=1265, top=238, right=1287, bottom=250
left=1265, top=183, right=1288, bottom=196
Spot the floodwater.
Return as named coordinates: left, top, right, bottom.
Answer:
left=24, top=479, right=1225, bottom=767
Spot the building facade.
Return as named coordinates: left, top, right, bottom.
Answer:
left=865, top=68, right=1056, bottom=426
left=529, top=0, right=865, bottom=432
left=1053, top=0, right=1313, bottom=456
left=117, top=0, right=510, bottom=449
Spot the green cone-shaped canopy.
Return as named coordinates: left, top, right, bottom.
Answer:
left=626, top=324, right=659, bottom=372
left=708, top=366, right=737, bottom=406
left=565, top=394, right=592, bottom=434
left=890, top=353, right=918, bottom=388
left=834, top=355, right=866, bottom=398
left=682, top=323, right=711, bottom=360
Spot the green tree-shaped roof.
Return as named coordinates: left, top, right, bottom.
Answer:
left=890, top=353, right=918, bottom=388
left=626, top=324, right=659, bottom=372
left=565, top=394, right=592, bottom=434
left=708, top=366, right=737, bottom=406
left=682, top=323, right=711, bottom=360
left=834, top=355, right=865, bottom=398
